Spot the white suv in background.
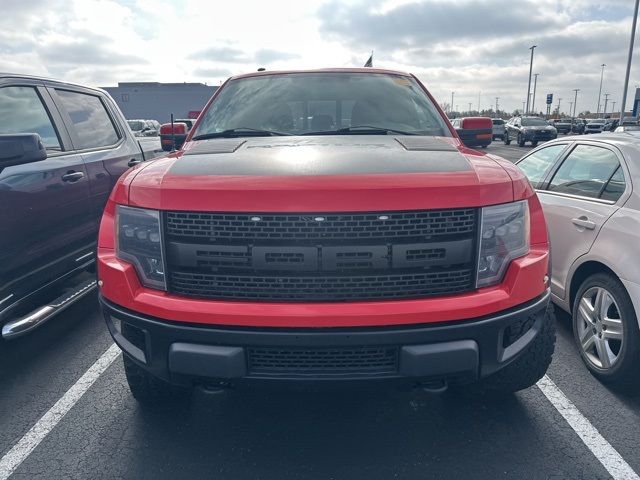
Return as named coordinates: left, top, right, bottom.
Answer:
left=516, top=135, right=640, bottom=388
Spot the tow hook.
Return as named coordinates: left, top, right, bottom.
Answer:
left=421, top=380, right=448, bottom=394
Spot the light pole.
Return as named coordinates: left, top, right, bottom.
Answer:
left=557, top=97, right=562, bottom=116
left=612, top=101, right=617, bottom=117
left=621, top=0, right=639, bottom=119
left=522, top=101, right=525, bottom=113
left=532, top=73, right=539, bottom=114
left=468, top=102, right=472, bottom=114
left=451, top=91, right=455, bottom=113
left=495, top=97, right=499, bottom=115
left=573, top=89, right=580, bottom=117
left=569, top=101, right=573, bottom=117
left=478, top=91, right=481, bottom=112
left=525, top=45, right=537, bottom=114
left=603, top=93, right=610, bottom=116
left=597, top=63, right=606, bottom=114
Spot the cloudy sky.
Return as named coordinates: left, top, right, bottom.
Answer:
left=1, top=0, right=638, bottom=114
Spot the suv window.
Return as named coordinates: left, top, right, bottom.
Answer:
left=517, top=144, right=566, bottom=188
left=492, top=119, right=504, bottom=125
left=56, top=90, right=120, bottom=149
left=0, top=86, right=61, bottom=150
left=548, top=144, right=622, bottom=199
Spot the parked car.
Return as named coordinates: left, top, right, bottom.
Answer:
left=0, top=74, right=165, bottom=339
left=554, top=118, right=574, bottom=135
left=127, top=119, right=160, bottom=137
left=491, top=118, right=506, bottom=140
left=585, top=118, right=607, bottom=134
left=554, top=118, right=585, bottom=135
left=614, top=125, right=640, bottom=132
left=603, top=119, right=619, bottom=132
left=159, top=118, right=197, bottom=151
left=98, top=68, right=554, bottom=405
left=451, top=117, right=493, bottom=147
left=516, top=135, right=640, bottom=387
left=504, top=116, right=557, bottom=147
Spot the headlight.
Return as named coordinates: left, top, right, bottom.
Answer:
left=477, top=200, right=530, bottom=288
left=116, top=205, right=166, bottom=290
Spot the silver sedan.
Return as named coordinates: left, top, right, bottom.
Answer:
left=516, top=134, right=640, bottom=388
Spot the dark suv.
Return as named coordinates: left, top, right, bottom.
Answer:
left=0, top=74, right=164, bottom=339
left=504, top=116, right=557, bottom=147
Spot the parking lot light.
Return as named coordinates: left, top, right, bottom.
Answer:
left=597, top=64, right=606, bottom=114
left=573, top=89, right=580, bottom=117
left=621, top=0, right=639, bottom=119
left=526, top=45, right=537, bottom=114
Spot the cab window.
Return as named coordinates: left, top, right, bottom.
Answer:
left=0, top=86, right=62, bottom=150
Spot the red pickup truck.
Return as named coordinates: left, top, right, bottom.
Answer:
left=97, top=68, right=554, bottom=404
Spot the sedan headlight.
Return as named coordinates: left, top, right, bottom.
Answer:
left=116, top=205, right=166, bottom=290
left=477, top=200, right=530, bottom=288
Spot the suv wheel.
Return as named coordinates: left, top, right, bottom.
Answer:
left=503, top=131, right=511, bottom=145
left=517, top=133, right=526, bottom=147
left=531, top=141, right=538, bottom=148
left=461, top=303, right=556, bottom=396
left=123, top=355, right=193, bottom=405
left=573, top=273, right=640, bottom=390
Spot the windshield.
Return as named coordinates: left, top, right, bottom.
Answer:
left=521, top=118, right=548, bottom=126
left=589, top=119, right=605, bottom=124
left=492, top=119, right=504, bottom=125
left=193, top=73, right=450, bottom=137
left=127, top=120, right=145, bottom=131
left=559, top=118, right=572, bottom=123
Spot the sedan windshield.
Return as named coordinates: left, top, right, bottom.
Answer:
left=521, top=118, right=548, bottom=126
left=193, top=73, right=450, bottom=137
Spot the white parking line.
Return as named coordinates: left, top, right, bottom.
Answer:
left=0, top=343, right=121, bottom=480
left=0, top=345, right=636, bottom=480
left=537, top=375, right=640, bottom=480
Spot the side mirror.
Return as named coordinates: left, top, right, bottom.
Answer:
left=159, top=122, right=188, bottom=151
left=0, top=134, right=47, bottom=169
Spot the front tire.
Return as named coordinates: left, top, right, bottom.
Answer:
left=504, top=131, right=511, bottom=145
left=123, top=355, right=193, bottom=405
left=517, top=133, right=526, bottom=147
left=572, top=273, right=640, bottom=390
left=465, top=303, right=556, bottom=396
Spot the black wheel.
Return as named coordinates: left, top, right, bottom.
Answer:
left=123, top=355, right=193, bottom=405
left=503, top=131, right=511, bottom=145
left=517, top=133, right=526, bottom=147
left=572, top=273, right=640, bottom=390
left=531, top=141, right=538, bottom=148
left=461, top=303, right=556, bottom=396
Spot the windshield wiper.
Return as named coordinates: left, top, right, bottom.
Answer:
left=192, top=128, right=292, bottom=140
left=302, top=125, right=419, bottom=136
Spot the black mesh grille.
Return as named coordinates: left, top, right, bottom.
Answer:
left=165, top=209, right=476, bottom=242
left=164, top=209, right=478, bottom=302
left=247, top=347, right=398, bottom=376
left=169, top=269, right=473, bottom=301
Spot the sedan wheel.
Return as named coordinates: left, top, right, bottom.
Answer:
left=572, top=273, right=640, bottom=390
left=576, top=286, right=623, bottom=370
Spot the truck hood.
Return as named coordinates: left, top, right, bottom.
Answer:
left=123, top=136, right=529, bottom=212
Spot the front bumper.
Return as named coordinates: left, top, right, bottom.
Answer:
left=101, top=290, right=550, bottom=387
left=523, top=130, right=557, bottom=141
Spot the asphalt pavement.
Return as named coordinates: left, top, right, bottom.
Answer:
left=1, top=141, right=640, bottom=480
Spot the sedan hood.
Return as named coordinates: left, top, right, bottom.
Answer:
left=123, top=135, right=527, bottom=212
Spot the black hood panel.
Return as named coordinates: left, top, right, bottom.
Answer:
left=171, top=136, right=471, bottom=176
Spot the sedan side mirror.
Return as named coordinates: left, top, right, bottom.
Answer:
left=0, top=134, right=47, bottom=169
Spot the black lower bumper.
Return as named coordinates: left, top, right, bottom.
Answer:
left=100, top=291, right=550, bottom=387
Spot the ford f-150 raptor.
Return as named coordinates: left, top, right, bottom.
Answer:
left=97, top=68, right=555, bottom=403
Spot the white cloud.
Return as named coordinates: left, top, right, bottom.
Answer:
left=0, top=0, right=638, bottom=114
